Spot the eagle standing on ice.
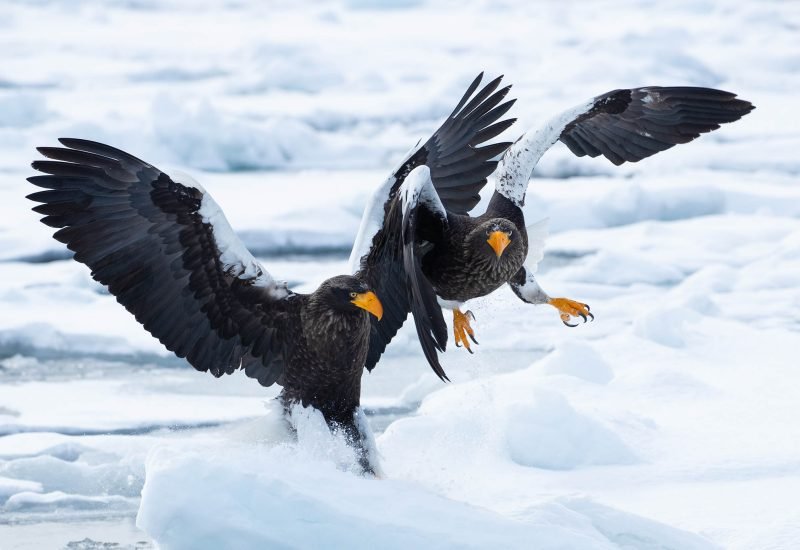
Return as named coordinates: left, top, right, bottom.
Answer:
left=25, top=76, right=512, bottom=472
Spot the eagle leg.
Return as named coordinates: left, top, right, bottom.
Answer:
left=547, top=298, right=594, bottom=327
left=453, top=308, right=478, bottom=352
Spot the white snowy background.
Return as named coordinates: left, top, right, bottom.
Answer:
left=0, top=0, right=798, bottom=548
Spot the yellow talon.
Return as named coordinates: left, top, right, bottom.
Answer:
left=547, top=297, right=594, bottom=327
left=453, top=309, right=478, bottom=352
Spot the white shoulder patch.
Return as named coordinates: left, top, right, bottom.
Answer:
left=347, top=172, right=396, bottom=274
left=178, top=172, right=289, bottom=299
left=495, top=100, right=594, bottom=206
left=400, top=165, right=445, bottom=219
left=169, top=169, right=206, bottom=193
left=347, top=141, right=423, bottom=274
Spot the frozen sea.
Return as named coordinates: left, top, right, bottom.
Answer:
left=1, top=0, right=799, bottom=548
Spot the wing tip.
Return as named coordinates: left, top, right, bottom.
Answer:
left=485, top=73, right=504, bottom=89
left=58, top=137, right=86, bottom=148
left=57, top=137, right=81, bottom=149
left=736, top=98, right=756, bottom=115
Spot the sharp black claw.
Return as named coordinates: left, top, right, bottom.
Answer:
left=579, top=312, right=587, bottom=322
left=563, top=320, right=579, bottom=328
left=585, top=304, right=591, bottom=312
left=466, top=310, right=476, bottom=321
left=588, top=312, right=595, bottom=321
left=467, top=347, right=474, bottom=354
left=468, top=333, right=479, bottom=345
left=455, top=341, right=462, bottom=348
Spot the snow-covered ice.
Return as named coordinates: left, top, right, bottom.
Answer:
left=1, top=0, right=799, bottom=548
left=137, top=441, right=714, bottom=550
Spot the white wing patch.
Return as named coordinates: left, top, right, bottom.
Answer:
left=169, top=170, right=206, bottom=193
left=347, top=172, right=396, bottom=274
left=399, top=165, right=446, bottom=219
left=524, top=217, right=549, bottom=274
left=347, top=141, right=423, bottom=274
left=173, top=172, right=290, bottom=299
left=495, top=100, right=594, bottom=206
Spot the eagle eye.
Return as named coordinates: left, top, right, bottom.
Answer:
left=350, top=292, right=357, bottom=298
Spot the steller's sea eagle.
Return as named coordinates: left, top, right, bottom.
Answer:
left=26, top=74, right=515, bottom=471
left=353, top=81, right=754, bottom=378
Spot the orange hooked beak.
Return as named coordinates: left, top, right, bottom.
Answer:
left=351, top=290, right=383, bottom=320
left=487, top=231, right=511, bottom=258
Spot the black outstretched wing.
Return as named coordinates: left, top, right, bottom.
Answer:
left=357, top=197, right=413, bottom=374
left=399, top=72, right=516, bottom=215
left=400, top=168, right=450, bottom=380
left=353, top=73, right=516, bottom=377
left=27, top=139, right=294, bottom=387
left=559, top=87, right=755, bottom=165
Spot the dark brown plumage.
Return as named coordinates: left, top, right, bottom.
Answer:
left=351, top=73, right=517, bottom=380
left=420, top=195, right=526, bottom=304
left=559, top=87, right=755, bottom=165
left=360, top=83, right=755, bottom=378
left=27, top=139, right=384, bottom=473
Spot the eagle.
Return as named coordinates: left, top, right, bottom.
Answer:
left=351, top=79, right=754, bottom=377
left=348, top=73, right=518, bottom=379
left=25, top=75, right=514, bottom=472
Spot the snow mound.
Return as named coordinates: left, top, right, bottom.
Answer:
left=634, top=306, right=703, bottom=348
left=740, top=512, right=800, bottom=550
left=397, top=372, right=444, bottom=407
left=506, top=390, right=636, bottom=470
left=137, top=444, right=710, bottom=550
left=230, top=46, right=344, bottom=94
left=0, top=453, right=143, bottom=498
left=0, top=476, right=42, bottom=503
left=152, top=96, right=321, bottom=171
left=560, top=251, right=684, bottom=286
left=551, top=497, right=718, bottom=550
left=237, top=227, right=354, bottom=257
left=5, top=490, right=131, bottom=512
left=0, top=323, right=135, bottom=359
left=593, top=183, right=725, bottom=227
left=536, top=341, right=614, bottom=384
left=0, top=436, right=147, bottom=516
left=381, top=363, right=636, bottom=476
left=150, top=96, right=378, bottom=172
left=529, top=181, right=727, bottom=234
